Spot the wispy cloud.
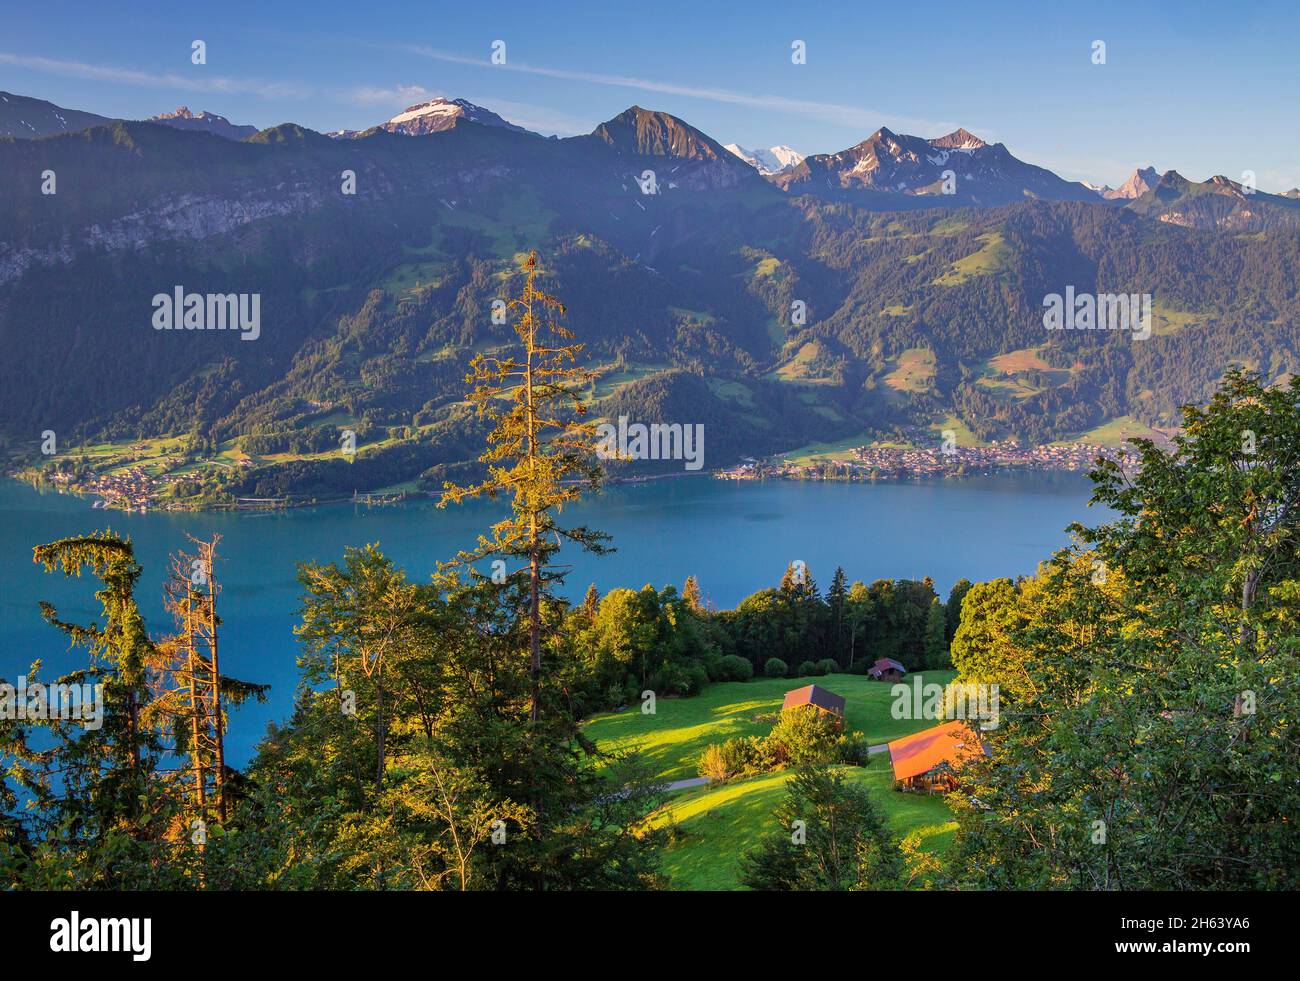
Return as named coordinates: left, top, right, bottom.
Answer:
left=345, top=83, right=439, bottom=107
left=396, top=45, right=959, bottom=137
left=0, top=52, right=310, bottom=100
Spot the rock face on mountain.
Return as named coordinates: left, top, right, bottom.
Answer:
left=723, top=143, right=805, bottom=175
left=1126, top=170, right=1300, bottom=230
left=587, top=107, right=757, bottom=190
left=1103, top=166, right=1160, bottom=200
left=591, top=106, right=734, bottom=161
left=373, top=98, right=531, bottom=136
left=773, top=126, right=1095, bottom=206
left=0, top=91, right=116, bottom=138
left=147, top=106, right=258, bottom=140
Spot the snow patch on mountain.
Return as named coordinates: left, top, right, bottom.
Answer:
left=376, top=97, right=530, bottom=136
left=724, top=143, right=805, bottom=175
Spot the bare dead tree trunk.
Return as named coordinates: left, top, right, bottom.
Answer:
left=197, top=538, right=228, bottom=822
left=525, top=293, right=542, bottom=724
left=184, top=586, right=208, bottom=819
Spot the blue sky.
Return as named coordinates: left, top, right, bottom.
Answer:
left=3, top=0, right=1298, bottom=189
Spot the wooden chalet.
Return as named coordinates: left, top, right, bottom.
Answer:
left=886, top=720, right=984, bottom=793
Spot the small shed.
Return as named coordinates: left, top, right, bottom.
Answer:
left=886, top=720, right=984, bottom=794
left=781, top=683, right=846, bottom=719
left=868, top=657, right=907, bottom=681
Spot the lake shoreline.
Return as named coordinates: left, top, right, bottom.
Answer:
left=8, top=454, right=1108, bottom=515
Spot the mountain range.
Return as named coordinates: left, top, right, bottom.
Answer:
left=147, top=106, right=259, bottom=140
left=2, top=90, right=1298, bottom=498
left=723, top=143, right=805, bottom=175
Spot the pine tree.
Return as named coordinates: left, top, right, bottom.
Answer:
left=10, top=533, right=169, bottom=885
left=944, top=578, right=972, bottom=645
left=828, top=567, right=848, bottom=662
left=440, top=251, right=609, bottom=722
left=682, top=575, right=703, bottom=613
left=923, top=597, right=948, bottom=669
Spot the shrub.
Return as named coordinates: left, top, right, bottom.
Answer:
left=648, top=661, right=710, bottom=698
left=767, top=705, right=845, bottom=766
left=685, top=661, right=711, bottom=694
left=798, top=660, right=822, bottom=677
left=816, top=658, right=838, bottom=675
left=699, top=735, right=770, bottom=781
left=718, top=654, right=754, bottom=682
left=698, top=743, right=731, bottom=782
left=702, top=652, right=733, bottom=680
left=764, top=657, right=788, bottom=678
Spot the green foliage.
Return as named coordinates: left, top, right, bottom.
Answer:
left=798, top=660, right=822, bottom=677
left=947, top=369, right=1300, bottom=890
left=923, top=597, right=951, bottom=669
left=697, top=702, right=857, bottom=781
left=949, top=578, right=1035, bottom=701
left=716, top=654, right=754, bottom=682
left=763, top=657, right=788, bottom=678
left=739, top=767, right=904, bottom=891
left=766, top=706, right=847, bottom=767
left=697, top=735, right=772, bottom=782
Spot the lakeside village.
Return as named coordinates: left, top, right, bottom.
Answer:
left=717, top=433, right=1131, bottom=482
left=26, top=459, right=410, bottom=513
left=20, top=429, right=1134, bottom=512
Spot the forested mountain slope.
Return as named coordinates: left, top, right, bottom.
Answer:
left=2, top=105, right=1297, bottom=496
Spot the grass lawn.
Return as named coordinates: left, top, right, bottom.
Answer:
left=648, top=762, right=957, bottom=890
left=585, top=670, right=956, bottom=783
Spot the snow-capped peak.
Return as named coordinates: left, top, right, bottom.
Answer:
left=724, top=142, right=805, bottom=175
left=376, top=97, right=530, bottom=136
left=387, top=98, right=465, bottom=126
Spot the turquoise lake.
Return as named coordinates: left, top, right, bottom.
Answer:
left=0, top=472, right=1111, bottom=763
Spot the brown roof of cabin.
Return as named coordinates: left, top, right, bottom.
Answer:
left=887, top=720, right=984, bottom=782
left=782, top=684, right=846, bottom=717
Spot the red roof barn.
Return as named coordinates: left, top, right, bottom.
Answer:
left=781, top=683, right=846, bottom=718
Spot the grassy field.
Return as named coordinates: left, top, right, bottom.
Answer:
left=884, top=347, right=937, bottom=395
left=931, top=231, right=1010, bottom=286
left=648, top=762, right=957, bottom=890
left=782, top=431, right=877, bottom=465
left=1061, top=415, right=1166, bottom=447
left=585, top=671, right=957, bottom=783
left=773, top=341, right=835, bottom=384
left=928, top=414, right=986, bottom=448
